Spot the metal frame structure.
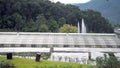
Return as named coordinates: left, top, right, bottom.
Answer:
left=0, top=32, right=120, bottom=48
left=0, top=32, right=119, bottom=53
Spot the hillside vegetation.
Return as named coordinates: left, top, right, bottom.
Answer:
left=0, top=0, right=113, bottom=33
left=76, top=0, right=120, bottom=25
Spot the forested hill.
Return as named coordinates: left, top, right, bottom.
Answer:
left=75, top=0, right=120, bottom=25
left=0, top=0, right=113, bottom=33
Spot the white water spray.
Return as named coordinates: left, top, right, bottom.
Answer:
left=81, top=18, right=87, bottom=33
left=77, top=21, right=80, bottom=33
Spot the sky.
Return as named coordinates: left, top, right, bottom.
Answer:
left=51, top=0, right=91, bottom=4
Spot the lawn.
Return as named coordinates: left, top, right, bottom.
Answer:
left=0, top=56, right=94, bottom=68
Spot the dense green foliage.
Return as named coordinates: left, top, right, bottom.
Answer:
left=0, top=0, right=113, bottom=33
left=76, top=0, right=120, bottom=25
left=82, top=9, right=113, bottom=33
left=96, top=54, right=120, bottom=68
left=0, top=56, right=94, bottom=68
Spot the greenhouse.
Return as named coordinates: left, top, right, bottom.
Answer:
left=0, top=32, right=120, bottom=48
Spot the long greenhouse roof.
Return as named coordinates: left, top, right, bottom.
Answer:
left=0, top=32, right=120, bottom=46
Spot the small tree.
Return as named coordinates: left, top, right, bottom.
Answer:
left=59, top=24, right=77, bottom=33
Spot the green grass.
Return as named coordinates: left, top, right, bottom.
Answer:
left=0, top=56, right=94, bottom=68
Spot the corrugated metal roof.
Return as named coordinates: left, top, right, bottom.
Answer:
left=0, top=32, right=119, bottom=46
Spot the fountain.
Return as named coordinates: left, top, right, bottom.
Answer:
left=77, top=18, right=87, bottom=33
left=77, top=22, right=80, bottom=33
left=81, top=18, right=87, bottom=33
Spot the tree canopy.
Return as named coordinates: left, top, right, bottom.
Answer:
left=0, top=0, right=114, bottom=33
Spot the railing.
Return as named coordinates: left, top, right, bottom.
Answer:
left=0, top=47, right=120, bottom=53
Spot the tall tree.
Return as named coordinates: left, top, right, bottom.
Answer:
left=23, top=19, right=37, bottom=32
left=58, top=17, right=66, bottom=27
left=38, top=24, right=49, bottom=32
left=11, top=13, right=24, bottom=31
left=35, top=14, right=48, bottom=31
left=47, top=18, right=59, bottom=32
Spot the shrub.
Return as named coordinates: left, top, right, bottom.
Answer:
left=0, top=61, right=15, bottom=68
left=96, top=55, right=120, bottom=68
